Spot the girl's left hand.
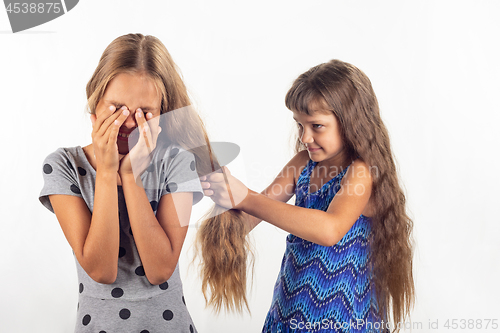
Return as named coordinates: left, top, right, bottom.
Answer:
left=200, top=166, right=249, bottom=210
left=119, top=109, right=161, bottom=178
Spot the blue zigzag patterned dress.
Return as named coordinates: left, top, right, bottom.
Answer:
left=262, top=160, right=385, bottom=333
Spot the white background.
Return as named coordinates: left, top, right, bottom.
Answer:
left=1, top=1, right=499, bottom=332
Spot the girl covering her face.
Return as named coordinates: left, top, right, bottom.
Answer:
left=40, top=33, right=213, bottom=333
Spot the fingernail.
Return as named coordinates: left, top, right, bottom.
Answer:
left=146, top=113, right=152, bottom=119
left=123, top=110, right=130, bottom=116
left=121, top=106, right=127, bottom=110
left=114, top=120, right=119, bottom=125
left=109, top=105, right=115, bottom=111
left=137, top=111, right=142, bottom=118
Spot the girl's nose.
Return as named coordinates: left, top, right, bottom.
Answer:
left=301, top=130, right=313, bottom=144
left=122, top=111, right=137, bottom=129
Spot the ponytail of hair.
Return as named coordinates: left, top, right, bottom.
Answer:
left=195, top=207, right=253, bottom=313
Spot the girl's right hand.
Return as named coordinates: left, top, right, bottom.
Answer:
left=200, top=166, right=249, bottom=210
left=90, top=104, right=130, bottom=173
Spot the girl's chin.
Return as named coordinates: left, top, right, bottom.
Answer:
left=308, top=153, right=323, bottom=162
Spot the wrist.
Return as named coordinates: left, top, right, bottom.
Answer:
left=238, top=188, right=256, bottom=211
left=118, top=167, right=134, bottom=177
left=96, top=170, right=118, bottom=182
left=120, top=172, right=138, bottom=185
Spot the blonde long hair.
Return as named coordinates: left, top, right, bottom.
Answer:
left=196, top=59, right=414, bottom=327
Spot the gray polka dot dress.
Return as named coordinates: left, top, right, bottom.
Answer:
left=39, top=145, right=202, bottom=333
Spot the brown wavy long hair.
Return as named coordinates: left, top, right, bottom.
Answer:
left=286, top=59, right=414, bottom=329
left=195, top=59, right=414, bottom=326
left=86, top=33, right=214, bottom=176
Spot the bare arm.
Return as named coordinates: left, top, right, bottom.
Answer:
left=49, top=105, right=131, bottom=284
left=235, top=151, right=310, bottom=232
left=49, top=170, right=120, bottom=283
left=204, top=158, right=373, bottom=246
left=240, top=160, right=373, bottom=246
left=120, top=173, right=192, bottom=285
left=116, top=109, right=192, bottom=285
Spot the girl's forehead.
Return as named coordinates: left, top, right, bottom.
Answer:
left=103, top=73, right=161, bottom=107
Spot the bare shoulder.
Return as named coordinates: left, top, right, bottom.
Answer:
left=261, top=150, right=310, bottom=202
left=342, top=159, right=375, bottom=217
left=344, top=159, right=373, bottom=183
left=291, top=149, right=310, bottom=164
left=340, top=159, right=374, bottom=196
left=287, top=150, right=310, bottom=181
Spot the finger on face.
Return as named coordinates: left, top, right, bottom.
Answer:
left=96, top=104, right=116, bottom=120
left=106, top=108, right=130, bottom=142
left=114, top=107, right=130, bottom=126
left=144, top=110, right=161, bottom=142
left=135, top=108, right=146, bottom=125
left=92, top=104, right=113, bottom=132
left=92, top=105, right=124, bottom=134
left=135, top=109, right=154, bottom=150
left=102, top=107, right=129, bottom=133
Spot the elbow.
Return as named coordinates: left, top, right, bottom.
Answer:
left=320, top=238, right=339, bottom=247
left=88, top=268, right=117, bottom=285
left=318, top=229, right=342, bottom=247
left=77, top=251, right=118, bottom=284
left=146, top=268, right=175, bottom=286
left=316, top=237, right=334, bottom=247
left=315, top=215, right=345, bottom=247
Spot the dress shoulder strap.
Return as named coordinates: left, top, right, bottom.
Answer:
left=296, top=159, right=316, bottom=184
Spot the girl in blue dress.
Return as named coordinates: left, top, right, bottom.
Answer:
left=198, top=59, right=414, bottom=332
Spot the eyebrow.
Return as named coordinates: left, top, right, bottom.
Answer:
left=107, top=100, right=159, bottom=112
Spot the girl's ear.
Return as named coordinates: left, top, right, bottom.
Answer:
left=90, top=114, right=96, bottom=126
